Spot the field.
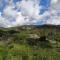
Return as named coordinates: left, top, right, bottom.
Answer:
left=0, top=25, right=60, bottom=60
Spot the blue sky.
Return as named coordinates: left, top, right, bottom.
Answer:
left=0, top=0, right=60, bottom=28
left=0, top=0, right=50, bottom=14
left=40, top=0, right=50, bottom=14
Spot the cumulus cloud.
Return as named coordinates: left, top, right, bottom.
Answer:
left=51, top=0, right=58, bottom=4
left=0, top=0, right=60, bottom=28
left=16, top=0, right=40, bottom=19
left=46, top=0, right=60, bottom=25
left=0, top=0, right=43, bottom=27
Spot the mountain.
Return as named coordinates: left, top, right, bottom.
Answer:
left=0, top=24, right=60, bottom=31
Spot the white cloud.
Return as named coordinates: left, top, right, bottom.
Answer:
left=0, top=0, right=60, bottom=28
left=0, top=12, right=2, bottom=16
left=51, top=0, right=58, bottom=4
left=3, top=6, right=27, bottom=27
left=46, top=14, right=60, bottom=25
left=45, top=0, right=60, bottom=25
left=16, top=0, right=41, bottom=20
left=0, top=0, right=42, bottom=27
left=3, top=6, right=16, bottom=17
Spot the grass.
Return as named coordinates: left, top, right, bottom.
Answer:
left=0, top=41, right=60, bottom=60
left=0, top=26, right=60, bottom=60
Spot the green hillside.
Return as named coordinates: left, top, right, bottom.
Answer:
left=0, top=25, right=60, bottom=60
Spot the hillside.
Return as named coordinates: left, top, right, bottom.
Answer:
left=0, top=25, right=60, bottom=60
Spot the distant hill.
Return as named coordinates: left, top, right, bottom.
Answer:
left=0, top=24, right=60, bottom=31
left=35, top=24, right=60, bottom=29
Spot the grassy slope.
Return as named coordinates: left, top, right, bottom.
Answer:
left=0, top=25, right=60, bottom=60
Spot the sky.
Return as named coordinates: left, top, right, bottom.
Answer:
left=0, top=0, right=60, bottom=28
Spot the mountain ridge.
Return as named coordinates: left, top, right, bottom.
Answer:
left=0, top=24, right=60, bottom=30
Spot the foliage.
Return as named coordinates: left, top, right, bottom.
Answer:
left=0, top=26, right=60, bottom=60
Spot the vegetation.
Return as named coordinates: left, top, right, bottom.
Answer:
left=0, top=25, right=60, bottom=60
